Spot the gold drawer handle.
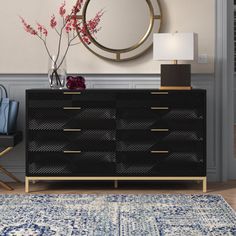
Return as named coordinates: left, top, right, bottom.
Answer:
left=63, top=92, right=81, bottom=95
left=151, top=92, right=169, bottom=95
left=63, top=150, right=81, bottom=154
left=151, top=129, right=169, bottom=132
left=63, top=107, right=81, bottom=110
left=151, top=151, right=169, bottom=154
left=63, top=129, right=82, bottom=132
left=151, top=107, right=169, bottom=110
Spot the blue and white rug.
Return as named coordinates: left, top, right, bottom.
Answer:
left=0, top=194, right=235, bottom=235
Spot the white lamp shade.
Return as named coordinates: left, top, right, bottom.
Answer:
left=153, top=33, right=194, bottom=61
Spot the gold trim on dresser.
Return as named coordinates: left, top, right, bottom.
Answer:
left=63, top=92, right=81, bottom=95
left=151, top=107, right=169, bottom=110
left=63, top=107, right=81, bottom=110
left=63, top=129, right=82, bottom=132
left=150, top=151, right=169, bottom=154
left=151, top=129, right=169, bottom=132
left=25, top=176, right=207, bottom=193
left=151, top=92, right=169, bottom=95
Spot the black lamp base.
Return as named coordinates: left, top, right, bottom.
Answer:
left=160, top=64, right=191, bottom=90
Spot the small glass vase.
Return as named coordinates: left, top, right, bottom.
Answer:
left=48, top=56, right=66, bottom=89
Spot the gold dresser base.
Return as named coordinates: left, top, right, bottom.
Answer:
left=25, top=176, right=207, bottom=193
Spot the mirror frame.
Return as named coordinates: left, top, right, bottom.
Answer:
left=77, top=0, right=162, bottom=61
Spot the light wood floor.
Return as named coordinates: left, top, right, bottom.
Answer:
left=0, top=181, right=236, bottom=210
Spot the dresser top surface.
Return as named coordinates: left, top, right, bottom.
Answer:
left=26, top=89, right=206, bottom=92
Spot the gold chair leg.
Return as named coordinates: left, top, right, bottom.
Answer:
left=0, top=180, right=13, bottom=191
left=0, top=165, right=21, bottom=183
left=0, top=147, right=13, bottom=157
left=0, top=146, right=20, bottom=191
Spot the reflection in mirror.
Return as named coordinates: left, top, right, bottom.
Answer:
left=77, top=0, right=162, bottom=61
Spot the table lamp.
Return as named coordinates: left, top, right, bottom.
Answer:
left=153, top=32, right=194, bottom=90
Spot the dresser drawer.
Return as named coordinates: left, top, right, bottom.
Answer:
left=28, top=140, right=116, bottom=152
left=116, top=152, right=204, bottom=176
left=28, top=108, right=116, bottom=130
left=28, top=130, right=115, bottom=141
left=117, top=130, right=204, bottom=142
left=118, top=108, right=204, bottom=120
left=117, top=90, right=205, bottom=109
left=117, top=116, right=204, bottom=130
left=27, top=90, right=115, bottom=108
left=27, top=152, right=115, bottom=176
left=116, top=140, right=203, bottom=152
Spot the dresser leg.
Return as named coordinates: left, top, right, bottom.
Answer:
left=203, top=177, right=207, bottom=193
left=25, top=177, right=29, bottom=193
left=114, top=180, right=118, bottom=189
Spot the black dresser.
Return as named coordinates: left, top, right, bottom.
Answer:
left=25, top=89, right=207, bottom=192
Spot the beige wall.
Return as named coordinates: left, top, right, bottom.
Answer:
left=0, top=0, right=215, bottom=74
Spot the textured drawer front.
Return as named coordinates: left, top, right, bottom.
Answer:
left=117, top=90, right=205, bottom=109
left=118, top=108, right=204, bottom=121
left=28, top=141, right=115, bottom=152
left=116, top=152, right=204, bottom=176
left=27, top=130, right=116, bottom=152
left=27, top=90, right=115, bottom=108
left=27, top=152, right=115, bottom=176
left=117, top=130, right=204, bottom=142
left=117, top=115, right=204, bottom=130
left=116, top=140, right=204, bottom=153
left=28, top=108, right=116, bottom=130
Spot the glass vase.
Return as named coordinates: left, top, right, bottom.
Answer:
left=48, top=56, right=66, bottom=89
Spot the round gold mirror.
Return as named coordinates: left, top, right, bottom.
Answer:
left=77, top=0, right=162, bottom=61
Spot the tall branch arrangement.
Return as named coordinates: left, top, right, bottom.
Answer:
left=20, top=0, right=103, bottom=85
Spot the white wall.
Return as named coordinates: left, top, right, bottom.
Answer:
left=0, top=0, right=215, bottom=74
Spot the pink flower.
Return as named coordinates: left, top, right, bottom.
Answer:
left=20, top=16, right=38, bottom=35
left=37, top=23, right=43, bottom=32
left=82, top=36, right=91, bottom=45
left=70, top=15, right=79, bottom=30
left=43, top=28, right=48, bottom=36
left=37, top=23, right=48, bottom=36
left=50, top=15, right=57, bottom=29
left=85, top=10, right=103, bottom=36
left=65, top=22, right=72, bottom=33
left=73, top=0, right=83, bottom=14
left=59, top=1, right=66, bottom=17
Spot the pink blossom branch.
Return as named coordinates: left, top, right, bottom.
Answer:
left=56, top=33, right=79, bottom=70
left=70, top=42, right=81, bottom=46
left=20, top=1, right=103, bottom=74
left=36, top=34, right=53, bottom=62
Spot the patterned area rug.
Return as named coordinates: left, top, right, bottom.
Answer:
left=0, top=194, right=235, bottom=235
